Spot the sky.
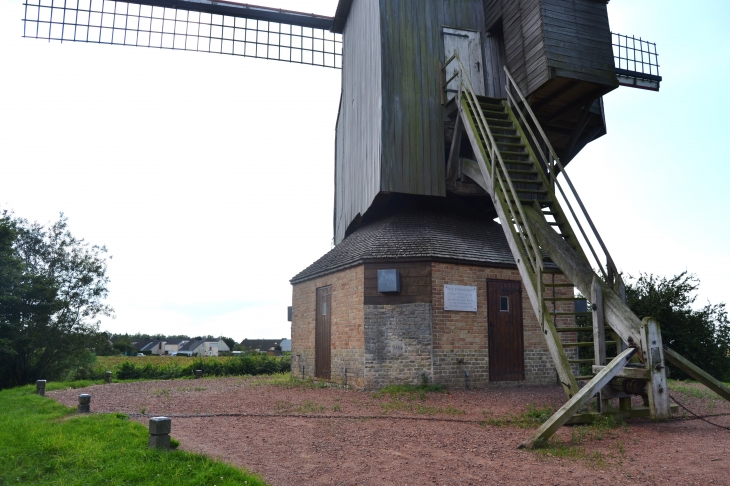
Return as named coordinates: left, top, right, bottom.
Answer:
left=1, top=0, right=728, bottom=341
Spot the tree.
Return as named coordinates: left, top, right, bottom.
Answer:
left=220, top=336, right=237, bottom=351
left=625, top=272, right=730, bottom=381
left=0, top=211, right=114, bottom=389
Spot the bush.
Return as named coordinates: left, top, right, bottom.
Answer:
left=107, top=354, right=290, bottom=381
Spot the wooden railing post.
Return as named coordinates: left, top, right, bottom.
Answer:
left=640, top=317, right=671, bottom=419
left=591, top=276, right=609, bottom=412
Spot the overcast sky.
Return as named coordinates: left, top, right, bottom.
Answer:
left=1, top=0, right=728, bottom=341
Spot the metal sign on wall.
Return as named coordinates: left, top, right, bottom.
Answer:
left=444, top=285, right=477, bottom=312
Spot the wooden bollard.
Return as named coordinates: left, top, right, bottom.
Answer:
left=78, top=394, right=91, bottom=413
left=105, top=371, right=112, bottom=384
left=36, top=380, right=46, bottom=396
left=148, top=417, right=171, bottom=450
left=194, top=369, right=202, bottom=379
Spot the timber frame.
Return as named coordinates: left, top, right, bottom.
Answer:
left=442, top=54, right=730, bottom=447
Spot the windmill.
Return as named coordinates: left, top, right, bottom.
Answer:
left=23, top=0, right=730, bottom=446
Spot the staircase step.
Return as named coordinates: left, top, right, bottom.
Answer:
left=544, top=283, right=575, bottom=287
left=517, top=188, right=548, bottom=194
left=562, top=342, right=598, bottom=348
left=507, top=169, right=539, bottom=175
left=555, top=327, right=592, bottom=333
left=568, top=359, right=596, bottom=364
left=550, top=311, right=592, bottom=316
left=544, top=297, right=584, bottom=301
left=511, top=178, right=542, bottom=184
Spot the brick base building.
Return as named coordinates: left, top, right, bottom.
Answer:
left=290, top=207, right=573, bottom=390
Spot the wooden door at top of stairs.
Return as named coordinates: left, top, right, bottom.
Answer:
left=488, top=280, right=524, bottom=381
left=315, top=286, right=332, bottom=380
left=443, top=27, right=485, bottom=102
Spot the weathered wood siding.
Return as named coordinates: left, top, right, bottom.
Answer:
left=364, top=261, right=432, bottom=305
left=541, top=0, right=615, bottom=86
left=484, top=0, right=615, bottom=97
left=334, top=0, right=383, bottom=244
left=379, top=0, right=485, bottom=199
left=505, top=0, right=548, bottom=96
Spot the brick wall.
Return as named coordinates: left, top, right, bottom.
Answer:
left=364, top=303, right=433, bottom=389
left=291, top=265, right=366, bottom=388
left=292, top=261, right=574, bottom=391
left=431, top=263, right=571, bottom=387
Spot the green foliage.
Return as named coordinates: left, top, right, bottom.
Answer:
left=0, top=212, right=113, bottom=389
left=219, top=336, right=237, bottom=352
left=0, top=383, right=266, bottom=485
left=92, top=354, right=292, bottom=381
left=625, top=272, right=730, bottom=381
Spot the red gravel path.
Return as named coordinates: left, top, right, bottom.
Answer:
left=48, top=378, right=730, bottom=485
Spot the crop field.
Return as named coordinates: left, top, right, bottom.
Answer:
left=96, top=355, right=237, bottom=369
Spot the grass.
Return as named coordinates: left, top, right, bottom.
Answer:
left=481, top=404, right=557, bottom=428
left=373, top=383, right=447, bottom=400
left=274, top=400, right=326, bottom=414
left=0, top=382, right=267, bottom=485
left=246, top=374, right=328, bottom=389
left=668, top=379, right=724, bottom=400
left=531, top=415, right=627, bottom=468
left=371, top=383, right=464, bottom=416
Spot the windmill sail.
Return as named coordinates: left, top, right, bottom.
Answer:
left=22, top=0, right=342, bottom=68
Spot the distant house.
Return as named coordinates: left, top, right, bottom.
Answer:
left=164, top=339, right=189, bottom=355
left=177, top=339, right=230, bottom=357
left=141, top=340, right=167, bottom=355
left=239, top=338, right=289, bottom=355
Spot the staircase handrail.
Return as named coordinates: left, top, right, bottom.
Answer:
left=442, top=55, right=544, bottom=275
left=503, top=67, right=619, bottom=284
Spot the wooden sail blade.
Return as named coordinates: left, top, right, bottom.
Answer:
left=22, top=0, right=342, bottom=68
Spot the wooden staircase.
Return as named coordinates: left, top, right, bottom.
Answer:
left=442, top=57, right=730, bottom=448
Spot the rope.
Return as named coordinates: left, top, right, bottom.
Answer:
left=121, top=412, right=485, bottom=424
left=669, top=392, right=730, bottom=431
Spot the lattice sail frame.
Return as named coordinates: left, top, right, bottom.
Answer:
left=22, top=0, right=343, bottom=68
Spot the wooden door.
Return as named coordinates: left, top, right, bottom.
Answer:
left=443, top=27, right=486, bottom=101
left=487, top=280, right=525, bottom=381
left=315, top=286, right=332, bottom=379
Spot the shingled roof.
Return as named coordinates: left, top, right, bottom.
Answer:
left=291, top=209, right=520, bottom=284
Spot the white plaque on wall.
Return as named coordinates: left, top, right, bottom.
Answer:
left=444, top=285, right=478, bottom=312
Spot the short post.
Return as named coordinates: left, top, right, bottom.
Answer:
left=465, top=370, right=470, bottom=389
left=148, top=417, right=172, bottom=450
left=194, top=369, right=202, bottom=379
left=343, top=367, right=347, bottom=388
left=105, top=371, right=112, bottom=384
left=301, top=365, right=305, bottom=380
left=36, top=380, right=46, bottom=396
left=78, top=394, right=91, bottom=413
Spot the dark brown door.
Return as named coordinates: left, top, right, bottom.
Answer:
left=488, top=280, right=525, bottom=381
left=315, top=286, right=332, bottom=379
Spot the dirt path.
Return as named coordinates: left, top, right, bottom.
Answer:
left=49, top=378, right=730, bottom=485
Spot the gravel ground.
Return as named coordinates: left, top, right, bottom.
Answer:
left=49, top=377, right=730, bottom=485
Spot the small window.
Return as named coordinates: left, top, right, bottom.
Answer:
left=500, top=296, right=509, bottom=312
left=322, top=302, right=327, bottom=316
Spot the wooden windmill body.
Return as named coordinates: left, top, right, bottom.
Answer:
left=25, top=0, right=729, bottom=445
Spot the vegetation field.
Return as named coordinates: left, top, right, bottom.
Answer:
left=0, top=382, right=267, bottom=485
left=73, top=354, right=291, bottom=382
left=97, top=355, right=238, bottom=368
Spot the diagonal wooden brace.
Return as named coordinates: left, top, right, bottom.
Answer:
left=519, top=346, right=637, bottom=449
left=664, top=347, right=730, bottom=402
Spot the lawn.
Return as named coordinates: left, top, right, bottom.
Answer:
left=0, top=382, right=267, bottom=486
